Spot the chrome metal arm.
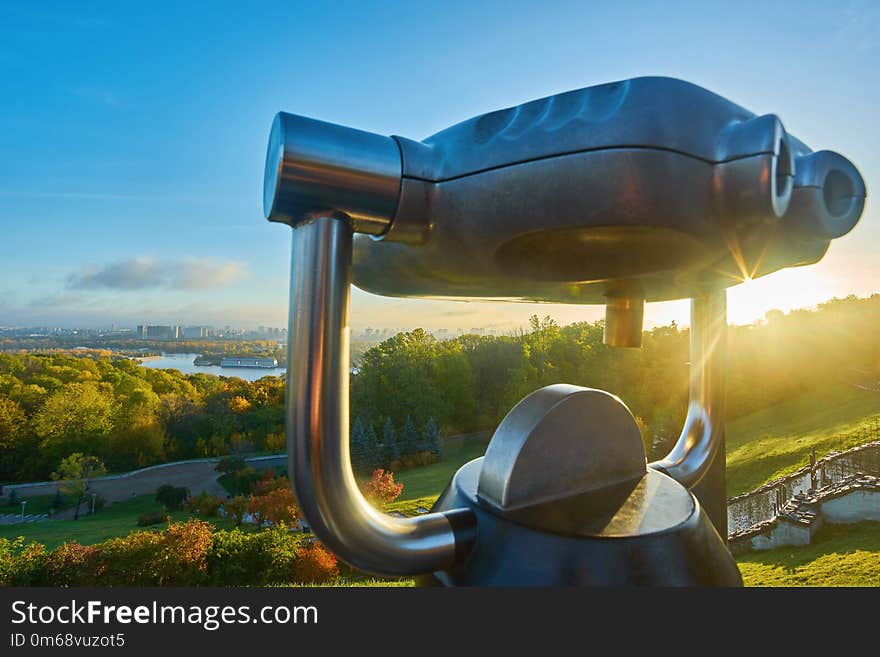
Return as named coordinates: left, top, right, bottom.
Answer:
left=649, top=290, right=727, bottom=488
left=286, top=215, right=475, bottom=576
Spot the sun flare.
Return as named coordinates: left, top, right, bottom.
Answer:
left=726, top=268, right=834, bottom=326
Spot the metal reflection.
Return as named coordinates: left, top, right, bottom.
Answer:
left=286, top=216, right=475, bottom=576
left=649, top=290, right=728, bottom=531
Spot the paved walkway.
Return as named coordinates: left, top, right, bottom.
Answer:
left=2, top=455, right=286, bottom=505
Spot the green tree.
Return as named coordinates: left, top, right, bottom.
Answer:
left=350, top=416, right=369, bottom=473
left=51, top=453, right=107, bottom=520
left=352, top=329, right=462, bottom=432
left=33, top=383, right=116, bottom=472
left=400, top=415, right=419, bottom=458
left=364, top=422, right=380, bottom=473
left=381, top=417, right=399, bottom=466
left=0, top=398, right=27, bottom=482
left=155, top=485, right=190, bottom=511
left=423, top=417, right=443, bottom=460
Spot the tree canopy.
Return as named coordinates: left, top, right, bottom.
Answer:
left=1, top=293, right=879, bottom=484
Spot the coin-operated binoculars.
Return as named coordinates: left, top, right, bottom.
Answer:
left=263, top=77, right=865, bottom=586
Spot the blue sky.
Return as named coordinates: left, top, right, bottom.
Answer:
left=0, top=0, right=876, bottom=331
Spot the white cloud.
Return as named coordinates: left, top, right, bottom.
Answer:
left=67, top=257, right=247, bottom=291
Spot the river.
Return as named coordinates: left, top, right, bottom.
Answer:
left=138, top=353, right=285, bottom=382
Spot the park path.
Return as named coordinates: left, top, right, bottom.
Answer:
left=2, top=455, right=286, bottom=506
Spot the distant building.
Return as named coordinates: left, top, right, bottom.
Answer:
left=137, top=324, right=148, bottom=339
left=144, top=325, right=178, bottom=340
left=182, top=326, right=210, bottom=339
left=220, top=357, right=278, bottom=369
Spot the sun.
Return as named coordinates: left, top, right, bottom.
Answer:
left=726, top=267, right=834, bottom=326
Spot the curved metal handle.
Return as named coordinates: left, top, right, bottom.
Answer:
left=285, top=215, right=475, bottom=577
left=649, top=290, right=727, bottom=491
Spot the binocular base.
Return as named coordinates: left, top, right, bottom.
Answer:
left=420, top=458, right=742, bottom=587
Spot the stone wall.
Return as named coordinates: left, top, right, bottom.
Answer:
left=729, top=474, right=880, bottom=553
left=727, top=440, right=880, bottom=534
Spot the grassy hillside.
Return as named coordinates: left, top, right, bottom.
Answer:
left=738, top=521, right=880, bottom=586
left=0, top=495, right=240, bottom=550
left=395, top=439, right=487, bottom=500
left=5, top=394, right=880, bottom=588
left=726, top=383, right=880, bottom=496
left=0, top=439, right=490, bottom=550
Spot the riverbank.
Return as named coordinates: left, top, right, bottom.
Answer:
left=138, top=352, right=285, bottom=381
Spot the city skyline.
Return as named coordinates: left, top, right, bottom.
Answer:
left=1, top=2, right=877, bottom=332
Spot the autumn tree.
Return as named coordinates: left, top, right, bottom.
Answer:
left=360, top=469, right=403, bottom=509
left=247, top=487, right=300, bottom=526
left=251, top=471, right=290, bottom=496
left=228, top=396, right=251, bottom=414
left=294, top=543, right=339, bottom=583
left=51, top=453, right=107, bottom=520
left=223, top=496, right=248, bottom=526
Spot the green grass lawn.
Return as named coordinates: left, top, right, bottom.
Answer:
left=1, top=492, right=78, bottom=516
left=737, top=521, right=880, bottom=586
left=726, top=383, right=880, bottom=496
left=395, top=439, right=487, bottom=500
left=5, top=414, right=880, bottom=587
left=0, top=439, right=488, bottom=551
left=0, top=495, right=241, bottom=550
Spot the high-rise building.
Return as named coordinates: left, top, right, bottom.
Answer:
left=182, top=326, right=210, bottom=339
left=144, top=325, right=178, bottom=340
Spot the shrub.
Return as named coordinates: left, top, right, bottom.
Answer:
left=294, top=543, right=339, bottom=583
left=95, top=519, right=213, bottom=586
left=157, top=519, right=213, bottom=585
left=206, top=526, right=303, bottom=586
left=264, top=431, right=286, bottom=453
left=395, top=451, right=439, bottom=470
left=137, top=511, right=167, bottom=527
left=247, top=488, right=300, bottom=526
left=0, top=537, right=19, bottom=585
left=360, top=469, right=403, bottom=508
left=223, top=496, right=248, bottom=526
left=155, top=484, right=190, bottom=511
left=0, top=537, right=45, bottom=586
left=251, top=471, right=289, bottom=496
left=41, top=541, right=98, bottom=586
left=215, top=455, right=247, bottom=474
left=185, top=491, right=222, bottom=517
left=205, top=528, right=274, bottom=586
left=0, top=522, right=336, bottom=587
left=218, top=466, right=262, bottom=496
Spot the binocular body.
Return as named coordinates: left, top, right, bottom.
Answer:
left=427, top=459, right=740, bottom=586
left=424, top=385, right=742, bottom=586
left=267, top=77, right=864, bottom=313
left=263, top=77, right=866, bottom=586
